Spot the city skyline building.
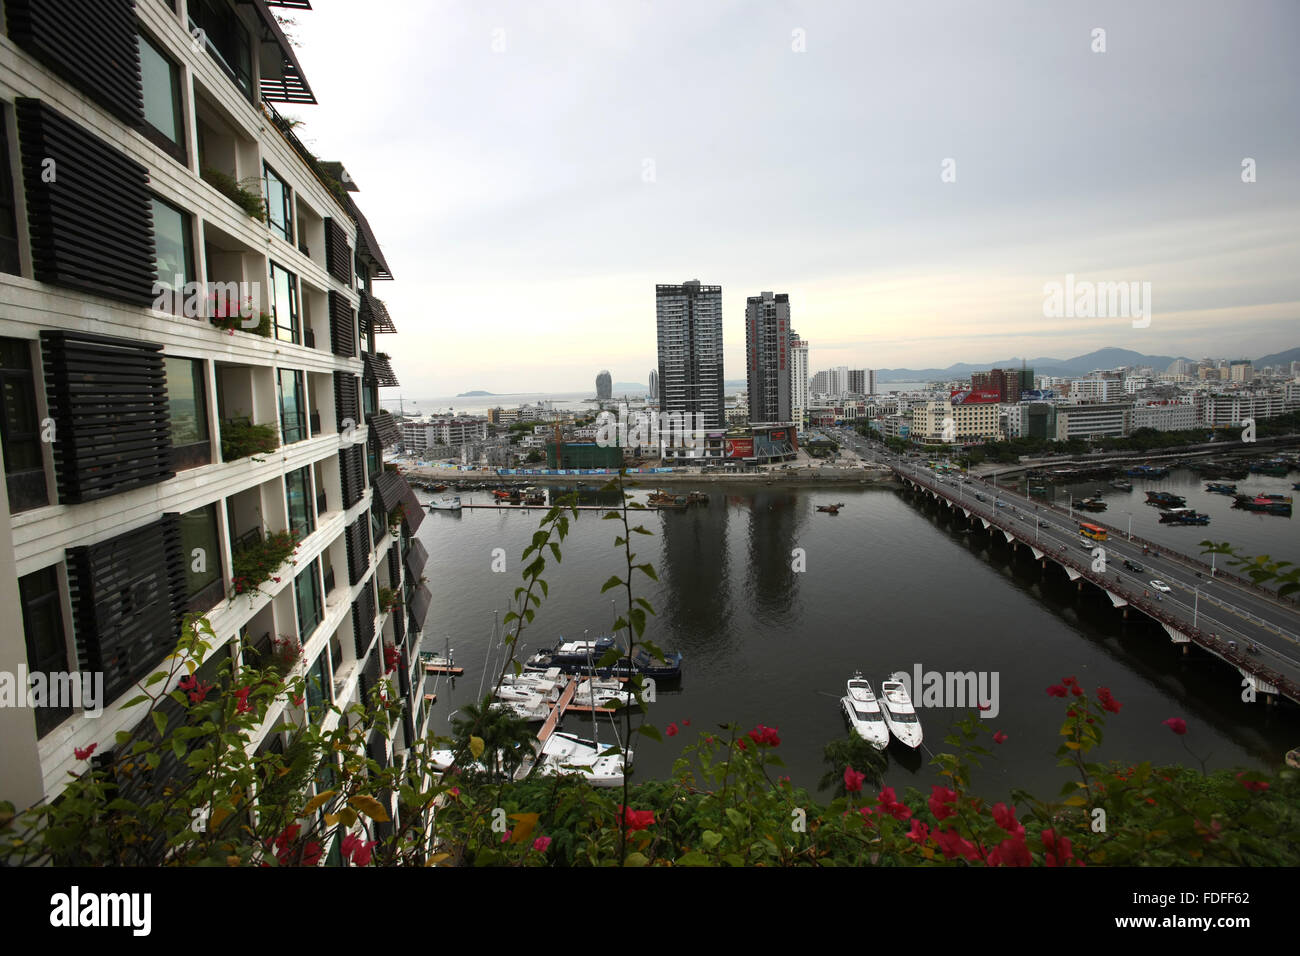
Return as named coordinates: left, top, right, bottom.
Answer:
left=790, top=330, right=808, bottom=426
left=596, top=369, right=612, bottom=399
left=655, top=279, right=724, bottom=440
left=744, top=291, right=791, bottom=424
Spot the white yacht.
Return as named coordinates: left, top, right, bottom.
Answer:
left=530, top=732, right=629, bottom=788
left=879, top=678, right=924, bottom=749
left=428, top=495, right=462, bottom=511
left=841, top=673, right=890, bottom=750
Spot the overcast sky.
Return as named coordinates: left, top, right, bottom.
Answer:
left=284, top=0, right=1299, bottom=393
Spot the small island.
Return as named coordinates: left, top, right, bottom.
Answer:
left=456, top=390, right=496, bottom=397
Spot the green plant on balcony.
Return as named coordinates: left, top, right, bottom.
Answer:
left=202, top=167, right=267, bottom=221
left=386, top=504, right=405, bottom=535
left=378, top=586, right=402, bottom=614
left=230, top=529, right=299, bottom=596
left=270, top=634, right=306, bottom=672
left=210, top=309, right=272, bottom=337
left=221, top=419, right=280, bottom=463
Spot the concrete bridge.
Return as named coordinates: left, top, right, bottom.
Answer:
left=892, top=461, right=1300, bottom=708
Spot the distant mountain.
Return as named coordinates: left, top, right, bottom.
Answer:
left=456, top=390, right=495, bottom=397
left=1254, top=347, right=1300, bottom=369
left=611, top=382, right=647, bottom=392
left=875, top=348, right=1196, bottom=382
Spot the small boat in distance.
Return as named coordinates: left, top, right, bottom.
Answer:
left=817, top=504, right=841, bottom=514
left=1159, top=507, right=1211, bottom=525
left=1145, top=491, right=1186, bottom=508
left=1205, top=483, right=1237, bottom=495
left=879, top=678, right=923, bottom=749
left=841, top=673, right=889, bottom=750
left=428, top=495, right=462, bottom=511
left=1233, top=493, right=1293, bottom=515
left=1109, top=478, right=1133, bottom=491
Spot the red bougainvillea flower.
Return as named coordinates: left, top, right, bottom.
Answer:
left=1047, top=684, right=1068, bottom=698
left=448, top=787, right=460, bottom=798
left=934, top=828, right=980, bottom=861
left=500, top=829, right=512, bottom=843
left=876, top=786, right=912, bottom=821
left=1062, top=676, right=1078, bottom=687
left=987, top=835, right=1032, bottom=867
left=703, top=734, right=714, bottom=744
left=1070, top=685, right=1084, bottom=697
left=928, top=785, right=959, bottom=821
left=665, top=722, right=678, bottom=737
left=746, top=724, right=780, bottom=747
left=1162, top=717, right=1188, bottom=735
left=682, top=719, right=690, bottom=726
left=1041, top=829, right=1074, bottom=867
left=993, top=731, right=1008, bottom=744
left=843, top=766, right=865, bottom=793
left=1066, top=709, right=1078, bottom=718
left=233, top=686, right=254, bottom=715
left=292, top=694, right=305, bottom=707
left=618, top=806, right=655, bottom=831
left=532, top=836, right=551, bottom=852
left=736, top=740, right=746, bottom=751
left=906, top=819, right=930, bottom=844
left=991, top=802, right=1024, bottom=838
left=351, top=839, right=378, bottom=866
left=74, top=743, right=97, bottom=761
left=300, top=841, right=323, bottom=867
left=1096, top=686, right=1122, bottom=714
left=1236, top=772, right=1270, bottom=793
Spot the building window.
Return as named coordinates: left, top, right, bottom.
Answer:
left=304, top=649, right=330, bottom=719
left=286, top=465, right=314, bottom=539
left=20, top=566, right=70, bottom=737
left=264, top=163, right=292, bottom=243
left=295, top=558, right=323, bottom=645
left=270, top=262, right=299, bottom=344
left=165, top=357, right=211, bottom=470
left=1, top=338, right=48, bottom=512
left=188, top=0, right=253, bottom=100
left=138, top=32, right=185, bottom=161
left=0, top=106, right=20, bottom=276
left=152, top=196, right=194, bottom=313
left=278, top=368, right=306, bottom=444
left=180, top=503, right=223, bottom=612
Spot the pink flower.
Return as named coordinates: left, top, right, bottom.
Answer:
left=843, top=766, right=865, bottom=793
left=1046, top=685, right=1067, bottom=698
left=991, top=802, right=1024, bottom=838
left=993, top=731, right=1007, bottom=744
left=532, top=836, right=551, bottom=852
left=746, top=724, right=780, bottom=747
left=988, top=835, right=1031, bottom=867
left=682, top=719, right=690, bottom=726
left=448, top=787, right=460, bottom=798
left=906, top=819, right=930, bottom=844
left=934, top=828, right=980, bottom=861
left=1041, top=829, right=1074, bottom=867
left=500, top=829, right=512, bottom=843
left=1162, top=717, right=1187, bottom=735
left=618, top=806, right=655, bottom=831
left=1236, top=772, right=1269, bottom=793
left=928, top=785, right=959, bottom=821
left=234, top=686, right=253, bottom=715
left=876, top=787, right=912, bottom=821
left=1096, top=686, right=1122, bottom=714
left=665, top=722, right=678, bottom=737
left=292, top=694, right=305, bottom=707
left=74, top=743, right=97, bottom=761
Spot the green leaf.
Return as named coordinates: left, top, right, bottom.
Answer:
left=151, top=711, right=168, bottom=737
left=637, top=724, right=664, bottom=742
left=636, top=563, right=659, bottom=582
left=701, top=830, right=723, bottom=850
left=624, top=852, right=649, bottom=867
left=674, top=850, right=711, bottom=866
left=600, top=575, right=623, bottom=593
left=143, top=671, right=168, bottom=688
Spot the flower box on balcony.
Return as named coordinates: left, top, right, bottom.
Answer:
left=221, top=419, right=280, bottom=463
left=230, top=528, right=299, bottom=596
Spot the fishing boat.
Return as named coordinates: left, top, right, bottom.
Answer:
left=1109, top=478, right=1133, bottom=491
left=521, top=487, right=545, bottom=505
left=431, top=483, right=448, bottom=492
left=491, top=488, right=513, bottom=500
left=817, top=504, right=841, bottom=514
left=841, top=673, right=890, bottom=750
left=532, top=732, right=628, bottom=788
left=1159, top=507, right=1211, bottom=525
left=686, top=491, right=709, bottom=506
left=1145, top=491, right=1186, bottom=508
left=1249, top=459, right=1290, bottom=477
left=1072, top=497, right=1107, bottom=512
left=1126, top=464, right=1170, bottom=478
left=1233, top=493, right=1293, bottom=515
left=879, top=678, right=923, bottom=749
left=1205, top=483, right=1237, bottom=495
left=428, top=495, right=462, bottom=511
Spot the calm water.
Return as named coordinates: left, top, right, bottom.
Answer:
left=414, top=478, right=1295, bottom=800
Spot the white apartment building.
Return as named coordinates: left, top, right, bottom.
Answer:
left=790, top=331, right=808, bottom=426
left=912, top=400, right=1000, bottom=443
left=1200, top=391, right=1289, bottom=427
left=1054, top=403, right=1131, bottom=440
left=1069, top=374, right=1125, bottom=403
left=1131, top=402, right=1197, bottom=432
left=0, top=1, right=430, bottom=853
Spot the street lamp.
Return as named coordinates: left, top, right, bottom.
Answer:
left=1122, top=510, right=1133, bottom=541
left=1193, top=587, right=1200, bottom=629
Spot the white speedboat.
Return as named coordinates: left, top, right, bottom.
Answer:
left=531, top=732, right=628, bottom=788
left=428, top=495, right=462, bottom=511
left=490, top=697, right=551, bottom=723
left=571, top=678, right=635, bottom=710
left=879, top=678, right=923, bottom=749
left=841, top=673, right=890, bottom=750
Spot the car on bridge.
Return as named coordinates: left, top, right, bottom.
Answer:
left=974, top=493, right=986, bottom=501
left=1149, top=580, right=1172, bottom=593
left=1123, top=560, right=1145, bottom=572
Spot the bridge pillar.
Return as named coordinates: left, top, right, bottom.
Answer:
left=1064, top=567, right=1081, bottom=582
left=1030, top=547, right=1044, bottom=560
left=1003, top=530, right=1014, bottom=543
left=1160, top=623, right=1191, bottom=645
left=1105, top=591, right=1129, bottom=608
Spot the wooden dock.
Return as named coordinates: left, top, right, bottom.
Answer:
left=535, top=677, right=577, bottom=744
left=423, top=663, right=464, bottom=676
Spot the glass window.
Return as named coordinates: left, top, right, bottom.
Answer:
left=295, top=558, right=323, bottom=644
left=264, top=164, right=292, bottom=243
left=165, top=356, right=210, bottom=470
left=278, top=368, right=305, bottom=444
left=152, top=196, right=194, bottom=313
left=139, top=32, right=184, bottom=150
left=180, top=503, right=222, bottom=608
left=286, top=465, right=314, bottom=539
left=0, top=338, right=48, bottom=512
left=188, top=0, right=253, bottom=100
left=20, top=566, right=70, bottom=737
left=270, top=262, right=299, bottom=344
left=304, top=648, right=330, bottom=718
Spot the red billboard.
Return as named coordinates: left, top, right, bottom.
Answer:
left=950, top=389, right=1001, bottom=404
left=725, top=437, right=754, bottom=459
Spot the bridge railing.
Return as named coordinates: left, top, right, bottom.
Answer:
left=898, top=467, right=1300, bottom=703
